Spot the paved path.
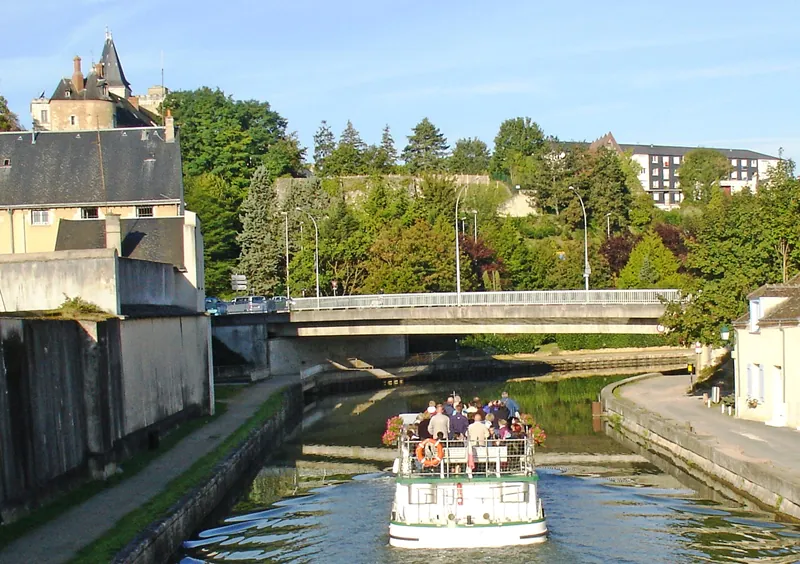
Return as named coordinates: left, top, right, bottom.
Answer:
left=0, top=375, right=297, bottom=564
left=621, top=374, right=800, bottom=482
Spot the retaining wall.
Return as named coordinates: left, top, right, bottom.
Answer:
left=601, top=374, right=800, bottom=519
left=114, top=385, right=304, bottom=564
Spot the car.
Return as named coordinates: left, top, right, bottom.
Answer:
left=204, top=297, right=228, bottom=316
left=270, top=296, right=293, bottom=312
left=227, top=295, right=273, bottom=314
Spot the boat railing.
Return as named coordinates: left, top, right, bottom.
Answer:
left=397, top=435, right=535, bottom=479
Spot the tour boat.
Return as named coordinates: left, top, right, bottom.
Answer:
left=388, top=414, right=547, bottom=549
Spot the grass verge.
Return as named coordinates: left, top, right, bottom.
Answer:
left=0, top=402, right=227, bottom=551
left=70, top=391, right=284, bottom=563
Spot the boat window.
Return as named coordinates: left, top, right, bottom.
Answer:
left=408, top=484, right=437, bottom=505
left=500, top=483, right=528, bottom=503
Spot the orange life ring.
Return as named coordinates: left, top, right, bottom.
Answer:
left=415, top=439, right=444, bottom=467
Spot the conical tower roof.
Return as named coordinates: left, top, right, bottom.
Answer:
left=100, top=31, right=131, bottom=91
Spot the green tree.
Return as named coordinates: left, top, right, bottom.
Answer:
left=449, top=137, right=490, bottom=174
left=164, top=88, right=286, bottom=191
left=678, top=148, right=733, bottom=204
left=417, top=175, right=456, bottom=225
left=377, top=125, right=398, bottom=172
left=489, top=117, right=545, bottom=179
left=617, top=231, right=683, bottom=288
left=758, top=156, right=800, bottom=282
left=313, top=120, right=336, bottom=175
left=237, top=166, right=282, bottom=294
left=326, top=120, right=366, bottom=175
left=401, top=118, right=449, bottom=173
left=585, top=148, right=632, bottom=232
left=0, top=95, right=21, bottom=132
left=262, top=133, right=306, bottom=178
left=184, top=174, right=241, bottom=296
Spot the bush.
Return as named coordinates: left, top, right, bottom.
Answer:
left=58, top=296, right=105, bottom=315
left=462, top=334, right=555, bottom=354
left=554, top=334, right=667, bottom=350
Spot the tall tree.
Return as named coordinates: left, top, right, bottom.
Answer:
left=489, top=117, right=545, bottom=179
left=401, top=118, right=449, bottom=174
left=184, top=174, right=241, bottom=296
left=585, top=148, right=632, bottom=232
left=262, top=132, right=306, bottom=178
left=617, top=232, right=684, bottom=289
left=0, top=95, right=21, bottom=132
left=379, top=125, right=398, bottom=169
left=758, top=156, right=800, bottom=282
left=313, top=120, right=336, bottom=175
left=326, top=120, right=366, bottom=175
left=678, top=148, right=733, bottom=204
left=449, top=137, right=491, bottom=174
left=237, top=166, right=282, bottom=294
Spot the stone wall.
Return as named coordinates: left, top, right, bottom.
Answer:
left=0, top=315, right=212, bottom=521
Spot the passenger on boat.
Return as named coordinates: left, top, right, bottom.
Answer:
left=444, top=396, right=455, bottom=415
left=416, top=415, right=432, bottom=440
left=502, top=391, right=521, bottom=418
left=428, top=404, right=451, bottom=441
left=426, top=401, right=437, bottom=414
left=497, top=419, right=512, bottom=439
left=494, top=400, right=511, bottom=423
left=467, top=412, right=491, bottom=446
left=450, top=404, right=469, bottom=439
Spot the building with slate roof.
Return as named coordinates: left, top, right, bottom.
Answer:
left=30, top=31, right=166, bottom=132
left=589, top=132, right=780, bottom=211
left=731, top=274, right=800, bottom=429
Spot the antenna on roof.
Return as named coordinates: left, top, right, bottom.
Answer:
left=160, top=50, right=165, bottom=94
left=105, top=26, right=112, bottom=41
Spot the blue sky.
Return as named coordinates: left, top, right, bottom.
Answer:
left=2, top=0, right=799, bottom=162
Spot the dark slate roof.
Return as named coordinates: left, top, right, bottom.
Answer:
left=0, top=127, right=182, bottom=207
left=55, top=217, right=185, bottom=269
left=747, top=285, right=800, bottom=299
left=101, top=35, right=131, bottom=90
left=619, top=143, right=777, bottom=160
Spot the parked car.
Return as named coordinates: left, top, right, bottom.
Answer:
left=270, top=296, right=293, bottom=312
left=204, top=297, right=228, bottom=316
left=228, top=295, right=273, bottom=314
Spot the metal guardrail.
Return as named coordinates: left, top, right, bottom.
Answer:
left=289, top=289, right=680, bottom=311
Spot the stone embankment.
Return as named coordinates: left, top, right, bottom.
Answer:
left=601, top=373, right=800, bottom=520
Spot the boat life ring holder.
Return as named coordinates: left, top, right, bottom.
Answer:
left=415, top=439, right=444, bottom=467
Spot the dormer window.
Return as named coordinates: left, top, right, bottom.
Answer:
left=749, top=299, right=762, bottom=333
left=1, top=158, right=9, bottom=168
left=65, top=90, right=71, bottom=98
left=70, top=115, right=77, bottom=126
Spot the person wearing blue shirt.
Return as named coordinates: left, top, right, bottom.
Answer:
left=502, top=391, right=521, bottom=418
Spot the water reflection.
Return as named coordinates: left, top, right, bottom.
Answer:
left=181, top=469, right=800, bottom=564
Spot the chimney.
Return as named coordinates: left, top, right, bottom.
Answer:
left=128, top=96, right=140, bottom=110
left=95, top=62, right=104, bottom=79
left=164, top=108, right=175, bottom=143
left=105, top=214, right=122, bottom=256
left=72, top=56, right=85, bottom=92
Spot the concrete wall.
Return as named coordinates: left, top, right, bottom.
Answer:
left=268, top=335, right=408, bottom=376
left=0, top=248, right=120, bottom=313
left=0, top=315, right=212, bottom=520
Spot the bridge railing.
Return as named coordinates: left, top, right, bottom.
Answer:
left=289, top=289, right=680, bottom=311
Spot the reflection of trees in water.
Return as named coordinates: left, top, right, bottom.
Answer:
left=235, top=468, right=298, bottom=513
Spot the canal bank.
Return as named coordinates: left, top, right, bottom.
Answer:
left=602, top=373, right=800, bottom=520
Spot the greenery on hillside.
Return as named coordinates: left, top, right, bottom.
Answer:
left=0, top=94, right=21, bottom=132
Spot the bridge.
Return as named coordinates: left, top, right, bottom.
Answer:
left=266, top=289, right=679, bottom=336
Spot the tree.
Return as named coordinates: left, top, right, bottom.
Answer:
left=262, top=133, right=306, bottom=178
left=237, top=166, right=283, bottom=294
left=758, top=156, right=800, bottom=282
left=449, top=138, right=490, bottom=174
left=489, top=117, right=545, bottom=179
left=600, top=234, right=639, bottom=278
left=184, top=174, right=241, bottom=295
left=313, top=121, right=336, bottom=175
left=378, top=125, right=398, bottom=171
left=584, top=148, right=632, bottom=232
left=679, top=148, right=733, bottom=204
left=417, top=175, right=456, bottom=225
left=325, top=120, right=366, bottom=175
left=0, top=95, right=21, bottom=132
left=401, top=118, right=449, bottom=174
left=164, top=88, right=286, bottom=192
left=617, top=232, right=684, bottom=289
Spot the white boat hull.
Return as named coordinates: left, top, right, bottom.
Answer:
left=389, top=520, right=548, bottom=549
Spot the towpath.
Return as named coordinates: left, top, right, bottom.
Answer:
left=620, top=373, right=800, bottom=484
left=0, top=374, right=297, bottom=564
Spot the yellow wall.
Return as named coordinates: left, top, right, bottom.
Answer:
left=735, top=324, right=800, bottom=428
left=49, top=99, right=115, bottom=131
left=0, top=203, right=181, bottom=254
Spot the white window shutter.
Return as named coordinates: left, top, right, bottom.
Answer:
left=758, top=365, right=765, bottom=402
left=746, top=364, right=753, bottom=398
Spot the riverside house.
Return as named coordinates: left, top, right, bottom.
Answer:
left=733, top=276, right=800, bottom=429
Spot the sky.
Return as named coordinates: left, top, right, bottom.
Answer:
left=2, top=0, right=800, bottom=162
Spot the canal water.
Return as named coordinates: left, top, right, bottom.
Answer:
left=180, top=378, right=800, bottom=563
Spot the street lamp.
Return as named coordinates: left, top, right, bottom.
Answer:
left=280, top=211, right=290, bottom=298
left=454, top=185, right=469, bottom=305
left=605, top=212, right=611, bottom=238
left=471, top=209, right=478, bottom=242
left=460, top=216, right=467, bottom=234
left=295, top=208, right=320, bottom=309
left=569, top=186, right=590, bottom=291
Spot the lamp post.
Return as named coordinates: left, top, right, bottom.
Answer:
left=460, top=216, right=467, bottom=234
left=471, top=209, right=478, bottom=242
left=454, top=185, right=469, bottom=306
left=605, top=212, right=611, bottom=238
left=569, top=186, right=590, bottom=291
left=280, top=211, right=290, bottom=298
left=295, top=208, right=320, bottom=309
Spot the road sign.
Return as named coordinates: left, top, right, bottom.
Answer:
left=694, top=342, right=702, bottom=354
left=231, top=274, right=248, bottom=292
left=656, top=324, right=665, bottom=334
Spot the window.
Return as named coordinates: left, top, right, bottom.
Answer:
left=40, top=110, right=49, bottom=123
left=673, top=156, right=681, bottom=165
left=652, top=180, right=660, bottom=189
left=730, top=171, right=737, bottom=179
left=652, top=192, right=661, bottom=202
left=31, top=209, right=49, bottom=225
left=731, top=158, right=738, bottom=166
left=662, top=168, right=669, bottom=180
left=69, top=115, right=77, bottom=126
left=81, top=207, right=99, bottom=219
left=672, top=192, right=681, bottom=203
left=651, top=155, right=659, bottom=163
left=652, top=168, right=659, bottom=176
left=750, top=159, right=757, bottom=167
left=662, top=156, right=670, bottom=167
left=64, top=90, right=71, bottom=98
left=749, top=299, right=762, bottom=332
left=675, top=181, right=681, bottom=188
left=741, top=171, right=748, bottom=180
left=136, top=206, right=154, bottom=218
left=1, top=158, right=9, bottom=167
